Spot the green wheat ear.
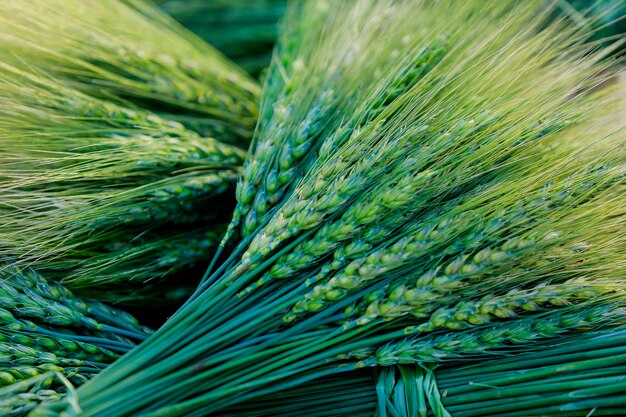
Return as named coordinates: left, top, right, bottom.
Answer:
left=0, top=0, right=262, bottom=298
left=0, top=0, right=260, bottom=147
left=0, top=0, right=264, bottom=297
left=0, top=63, right=236, bottom=293
left=0, top=260, right=149, bottom=415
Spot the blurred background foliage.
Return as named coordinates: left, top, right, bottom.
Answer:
left=156, top=0, right=624, bottom=80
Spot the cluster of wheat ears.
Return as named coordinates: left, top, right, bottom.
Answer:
left=0, top=0, right=624, bottom=416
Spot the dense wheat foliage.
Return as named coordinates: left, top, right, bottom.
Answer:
left=27, top=1, right=625, bottom=416
left=0, top=0, right=621, bottom=416
left=0, top=0, right=264, bottom=298
left=0, top=261, right=149, bottom=416
left=0, top=0, right=260, bottom=146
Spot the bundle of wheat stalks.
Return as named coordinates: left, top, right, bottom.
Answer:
left=0, top=261, right=150, bottom=416
left=0, top=0, right=260, bottom=303
left=0, top=0, right=624, bottom=416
